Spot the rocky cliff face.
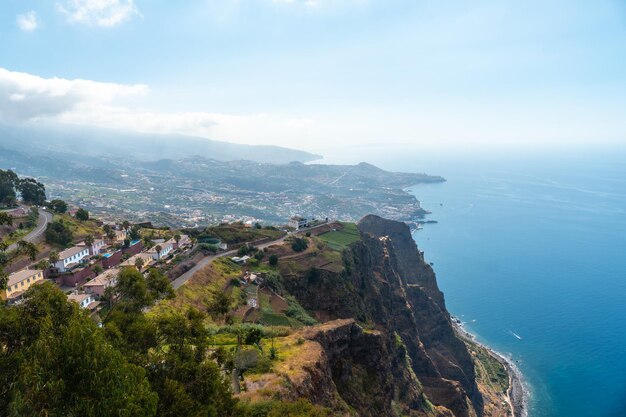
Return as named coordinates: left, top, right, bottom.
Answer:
left=281, top=215, right=483, bottom=417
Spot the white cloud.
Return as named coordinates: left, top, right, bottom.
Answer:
left=16, top=11, right=39, bottom=32
left=57, top=0, right=140, bottom=27
left=0, top=67, right=312, bottom=148
left=1, top=68, right=623, bottom=155
left=0, top=67, right=148, bottom=122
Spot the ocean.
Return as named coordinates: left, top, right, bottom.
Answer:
left=322, top=146, right=626, bottom=417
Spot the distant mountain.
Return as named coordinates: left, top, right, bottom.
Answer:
left=0, top=123, right=321, bottom=164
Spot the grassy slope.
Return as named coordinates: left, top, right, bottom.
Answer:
left=316, top=222, right=361, bottom=251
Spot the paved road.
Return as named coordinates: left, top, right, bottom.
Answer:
left=171, top=235, right=289, bottom=290
left=170, top=223, right=331, bottom=290
left=6, top=208, right=53, bottom=253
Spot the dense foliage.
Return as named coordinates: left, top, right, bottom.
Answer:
left=75, top=207, right=90, bottom=221
left=48, top=199, right=68, bottom=214
left=290, top=237, right=308, bottom=253
left=45, top=220, right=74, bottom=246
left=0, top=169, right=47, bottom=207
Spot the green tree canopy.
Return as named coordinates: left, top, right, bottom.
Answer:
left=48, top=199, right=68, bottom=214
left=45, top=220, right=74, bottom=246
left=0, top=283, right=158, bottom=417
left=17, top=178, right=46, bottom=206
left=75, top=207, right=89, bottom=221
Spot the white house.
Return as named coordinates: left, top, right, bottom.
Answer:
left=55, top=246, right=90, bottom=272
left=79, top=239, right=107, bottom=255
left=67, top=293, right=100, bottom=315
left=148, top=239, right=174, bottom=260
left=289, top=216, right=309, bottom=230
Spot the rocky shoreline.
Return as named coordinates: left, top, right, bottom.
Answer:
left=452, top=320, right=529, bottom=417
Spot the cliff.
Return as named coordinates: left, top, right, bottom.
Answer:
left=241, top=215, right=488, bottom=416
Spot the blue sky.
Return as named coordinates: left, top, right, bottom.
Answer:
left=1, top=0, right=625, bottom=154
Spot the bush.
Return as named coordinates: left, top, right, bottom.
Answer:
left=45, top=220, right=73, bottom=246
left=75, top=208, right=89, bottom=221
left=290, top=237, right=308, bottom=253
left=268, top=254, right=278, bottom=267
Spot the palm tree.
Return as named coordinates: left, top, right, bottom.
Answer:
left=134, top=257, right=145, bottom=270
left=122, top=220, right=131, bottom=230
left=155, top=245, right=162, bottom=259
left=49, top=250, right=59, bottom=267
left=84, top=234, right=95, bottom=248
left=174, top=234, right=181, bottom=247
left=106, top=229, right=116, bottom=244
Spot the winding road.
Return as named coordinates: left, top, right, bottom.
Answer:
left=6, top=208, right=53, bottom=253
left=171, top=223, right=331, bottom=290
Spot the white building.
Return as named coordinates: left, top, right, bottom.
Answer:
left=289, top=216, right=309, bottom=230
left=68, top=293, right=95, bottom=309
left=55, top=246, right=90, bottom=272
left=80, top=239, right=107, bottom=255
left=148, top=240, right=174, bottom=260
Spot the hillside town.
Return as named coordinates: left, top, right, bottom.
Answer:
left=1, top=177, right=327, bottom=324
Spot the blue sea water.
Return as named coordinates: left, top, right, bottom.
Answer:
left=322, top=146, right=626, bottom=417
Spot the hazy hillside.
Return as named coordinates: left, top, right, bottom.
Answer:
left=0, top=123, right=320, bottom=164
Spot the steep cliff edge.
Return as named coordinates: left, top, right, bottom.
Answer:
left=276, top=215, right=484, bottom=416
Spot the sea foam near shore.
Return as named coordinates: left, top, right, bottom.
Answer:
left=452, top=318, right=530, bottom=417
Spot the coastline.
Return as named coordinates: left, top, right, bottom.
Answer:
left=452, top=319, right=529, bottom=417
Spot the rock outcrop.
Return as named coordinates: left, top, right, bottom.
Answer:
left=280, top=215, right=483, bottom=417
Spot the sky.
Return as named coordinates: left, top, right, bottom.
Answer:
left=1, top=0, right=626, bottom=155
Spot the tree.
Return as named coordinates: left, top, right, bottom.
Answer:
left=174, top=233, right=181, bottom=247
left=0, top=266, right=7, bottom=291
left=0, top=239, right=8, bottom=252
left=34, top=259, right=49, bottom=271
left=269, top=254, right=279, bottom=267
left=122, top=220, right=131, bottom=230
left=17, top=240, right=38, bottom=261
left=0, top=169, right=18, bottom=207
left=84, top=234, right=95, bottom=248
left=142, top=236, right=153, bottom=249
left=155, top=245, right=162, bottom=259
left=16, top=178, right=46, bottom=206
left=0, top=212, right=12, bottom=226
left=115, top=267, right=153, bottom=312
left=48, top=199, right=68, bottom=214
left=291, top=237, right=308, bottom=252
left=92, top=265, right=103, bottom=276
left=149, top=308, right=237, bottom=416
left=208, top=291, right=231, bottom=319
left=134, top=257, right=145, bottom=270
left=129, top=226, right=141, bottom=241
left=48, top=250, right=59, bottom=266
left=0, top=283, right=158, bottom=417
left=75, top=207, right=89, bottom=221
left=146, top=269, right=174, bottom=300
left=107, top=230, right=117, bottom=243
left=45, top=221, right=73, bottom=246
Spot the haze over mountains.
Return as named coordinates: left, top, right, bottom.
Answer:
left=0, top=122, right=442, bottom=227
left=0, top=123, right=320, bottom=165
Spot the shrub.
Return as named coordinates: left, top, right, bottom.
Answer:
left=290, top=237, right=308, bottom=253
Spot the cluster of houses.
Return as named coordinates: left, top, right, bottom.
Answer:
left=1, top=226, right=192, bottom=318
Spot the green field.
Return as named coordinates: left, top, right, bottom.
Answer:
left=259, top=311, right=292, bottom=326
left=317, top=222, right=361, bottom=251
